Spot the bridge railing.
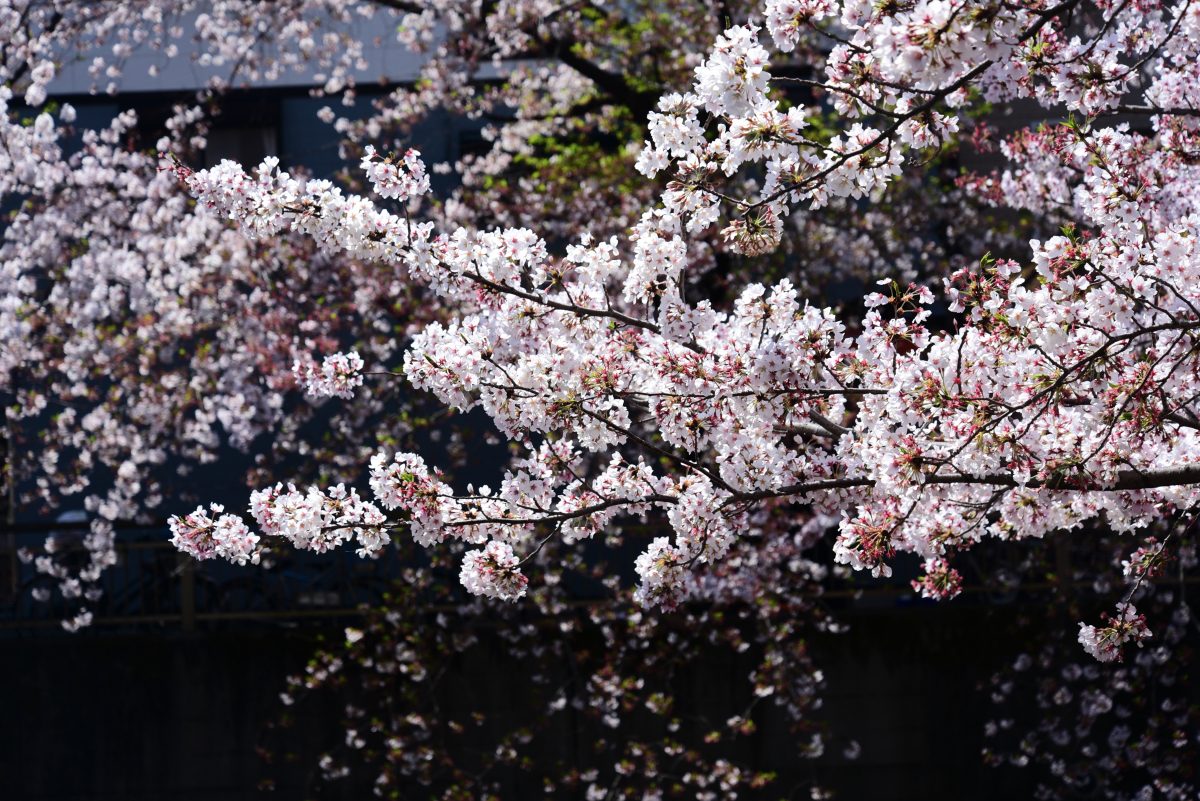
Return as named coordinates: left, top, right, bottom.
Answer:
left=0, top=522, right=404, bottom=632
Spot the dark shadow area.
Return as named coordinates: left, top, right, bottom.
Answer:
left=0, top=603, right=1049, bottom=801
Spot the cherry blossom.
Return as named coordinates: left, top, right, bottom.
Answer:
left=360, top=147, right=430, bottom=204
left=1078, top=604, right=1154, bottom=663
left=8, top=0, right=1200, bottom=793
left=176, top=0, right=1200, bottom=656
left=294, top=351, right=366, bottom=400
left=1121, top=538, right=1170, bottom=581
left=911, top=557, right=964, bottom=601
left=169, top=502, right=260, bottom=565
left=458, top=540, right=528, bottom=601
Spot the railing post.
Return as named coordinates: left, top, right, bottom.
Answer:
left=6, top=395, right=16, bottom=599
left=1055, top=532, right=1071, bottom=593
left=179, top=553, right=196, bottom=631
left=5, top=533, right=14, bottom=600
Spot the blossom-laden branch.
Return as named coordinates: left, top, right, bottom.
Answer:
left=165, top=0, right=1200, bottom=666
left=176, top=145, right=1200, bottom=629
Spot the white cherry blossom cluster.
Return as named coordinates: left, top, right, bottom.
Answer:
left=61, top=609, right=94, bottom=634
left=459, top=540, right=528, bottom=601
left=368, top=452, right=457, bottom=547
left=359, top=146, right=430, bottom=203
left=169, top=503, right=261, bottom=565
left=1077, top=604, right=1153, bottom=663
left=692, top=25, right=772, bottom=118
left=250, top=483, right=389, bottom=557
left=764, top=0, right=836, bottom=53
left=294, top=351, right=365, bottom=399
left=182, top=155, right=434, bottom=265
left=634, top=25, right=907, bottom=252
left=24, top=517, right=115, bottom=611
left=630, top=0, right=1200, bottom=259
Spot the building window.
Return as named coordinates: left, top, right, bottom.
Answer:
left=204, top=127, right=278, bottom=170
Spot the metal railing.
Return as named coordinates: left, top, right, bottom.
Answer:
left=10, top=522, right=1197, bottom=634
left=0, top=522, right=402, bottom=631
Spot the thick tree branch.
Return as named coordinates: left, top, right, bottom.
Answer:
left=742, top=463, right=1200, bottom=502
